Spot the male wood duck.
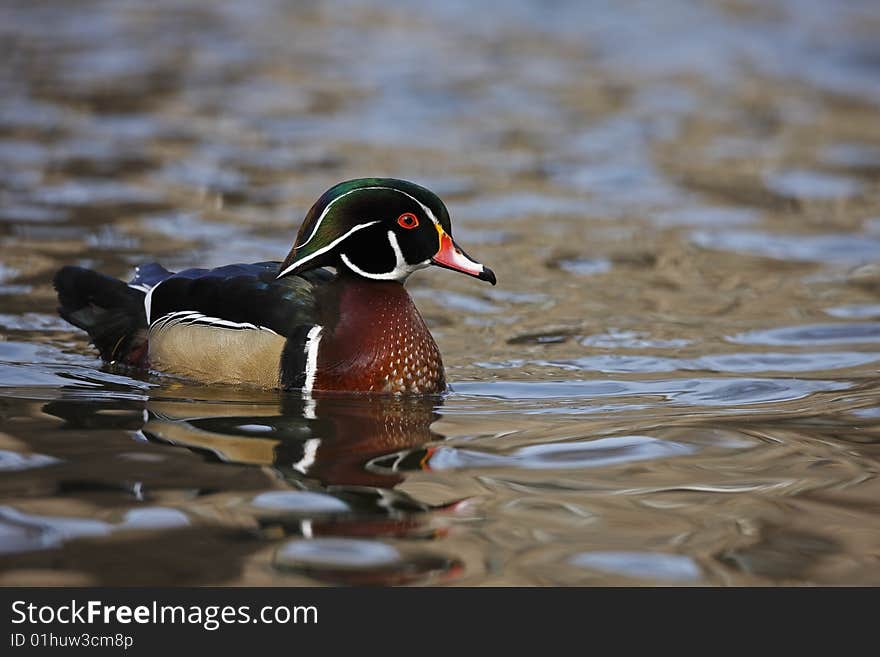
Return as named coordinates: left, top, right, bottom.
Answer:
left=54, top=178, right=495, bottom=395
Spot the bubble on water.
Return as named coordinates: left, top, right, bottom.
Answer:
left=0, top=365, right=95, bottom=389
left=553, top=257, right=612, bottom=276
left=0, top=507, right=112, bottom=555
left=541, top=351, right=880, bottom=374
left=0, top=450, right=60, bottom=472
left=33, top=180, right=163, bottom=207
left=0, top=341, right=97, bottom=366
left=411, top=290, right=500, bottom=314
left=731, top=323, right=880, bottom=346
left=825, top=305, right=880, bottom=320
left=251, top=491, right=350, bottom=515
left=579, top=329, right=690, bottom=349
left=764, top=169, right=862, bottom=200
left=0, top=205, right=68, bottom=223
left=160, top=160, right=249, bottom=195
left=651, top=206, right=759, bottom=227
left=451, top=227, right=520, bottom=245
left=570, top=551, right=702, bottom=581
left=676, top=379, right=825, bottom=406
left=453, top=378, right=848, bottom=407
left=426, top=435, right=694, bottom=471
left=120, top=507, right=190, bottom=530
left=276, top=538, right=402, bottom=570
left=0, top=140, right=50, bottom=165
left=821, top=143, right=880, bottom=169
left=454, top=193, right=587, bottom=221
left=691, top=230, right=880, bottom=264
left=0, top=98, right=66, bottom=131
left=486, top=289, right=550, bottom=304
left=0, top=265, right=19, bottom=284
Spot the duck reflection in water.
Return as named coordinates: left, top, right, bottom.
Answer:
left=151, top=392, right=440, bottom=485
left=46, top=390, right=445, bottom=488
left=40, top=391, right=461, bottom=584
left=44, top=390, right=454, bottom=529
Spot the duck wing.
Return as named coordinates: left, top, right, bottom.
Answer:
left=142, top=261, right=332, bottom=337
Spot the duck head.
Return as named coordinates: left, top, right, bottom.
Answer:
left=276, top=178, right=496, bottom=285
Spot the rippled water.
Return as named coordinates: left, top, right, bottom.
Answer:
left=1, top=0, right=880, bottom=586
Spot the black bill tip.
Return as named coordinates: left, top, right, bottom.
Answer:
left=479, top=266, right=497, bottom=286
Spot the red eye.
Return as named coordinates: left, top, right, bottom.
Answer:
left=397, top=213, right=419, bottom=229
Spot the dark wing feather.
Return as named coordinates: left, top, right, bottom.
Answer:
left=129, top=262, right=174, bottom=289
left=146, top=261, right=331, bottom=336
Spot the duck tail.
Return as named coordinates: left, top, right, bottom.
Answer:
left=53, top=266, right=149, bottom=367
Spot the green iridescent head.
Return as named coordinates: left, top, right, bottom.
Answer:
left=277, top=178, right=495, bottom=284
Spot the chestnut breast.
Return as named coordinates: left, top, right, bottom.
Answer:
left=315, top=278, right=445, bottom=394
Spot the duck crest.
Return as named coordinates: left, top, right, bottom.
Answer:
left=312, top=276, right=444, bottom=395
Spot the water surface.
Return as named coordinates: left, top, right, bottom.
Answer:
left=1, top=0, right=880, bottom=586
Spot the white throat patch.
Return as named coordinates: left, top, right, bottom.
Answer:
left=340, top=230, right=429, bottom=282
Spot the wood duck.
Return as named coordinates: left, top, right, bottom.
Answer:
left=54, top=178, right=495, bottom=395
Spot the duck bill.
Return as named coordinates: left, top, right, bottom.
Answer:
left=431, top=227, right=496, bottom=285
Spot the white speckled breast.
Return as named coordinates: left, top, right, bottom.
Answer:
left=313, top=279, right=446, bottom=394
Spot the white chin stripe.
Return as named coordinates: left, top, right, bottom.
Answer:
left=339, top=230, right=426, bottom=281
left=151, top=310, right=279, bottom=335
